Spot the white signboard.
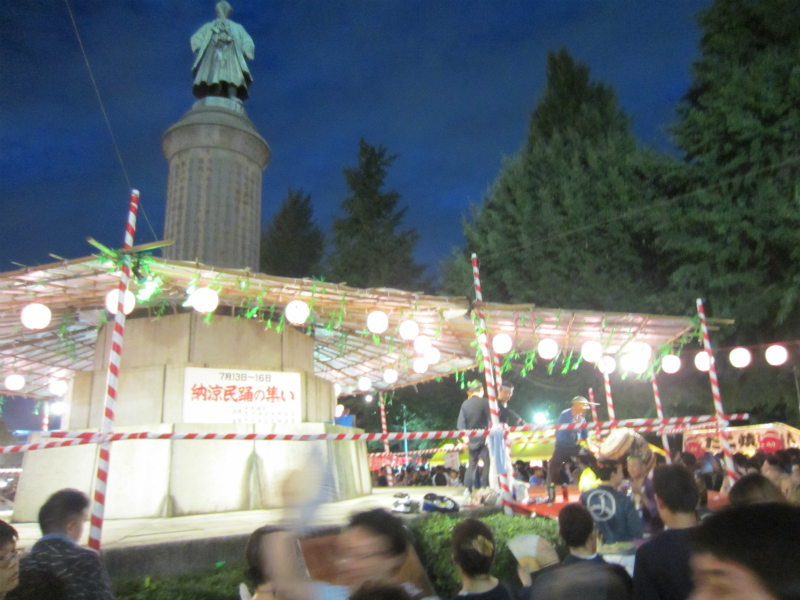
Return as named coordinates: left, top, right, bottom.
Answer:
left=183, top=367, right=302, bottom=425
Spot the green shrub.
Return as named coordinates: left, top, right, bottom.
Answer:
left=113, top=563, right=244, bottom=600
left=408, top=513, right=565, bottom=599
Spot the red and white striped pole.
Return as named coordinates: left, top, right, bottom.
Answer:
left=588, top=388, right=600, bottom=439
left=41, top=401, right=50, bottom=433
left=651, top=377, right=672, bottom=463
left=379, top=394, right=393, bottom=487
left=602, top=371, right=617, bottom=427
left=88, top=189, right=139, bottom=551
left=471, top=254, right=512, bottom=512
left=696, top=298, right=737, bottom=483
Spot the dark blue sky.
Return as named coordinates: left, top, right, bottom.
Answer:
left=1, top=0, right=708, bottom=279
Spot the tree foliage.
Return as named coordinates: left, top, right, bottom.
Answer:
left=259, top=188, right=324, bottom=278
left=327, top=139, right=427, bottom=290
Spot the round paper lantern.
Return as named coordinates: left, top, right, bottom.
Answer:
left=661, top=354, right=681, bottom=374
left=357, top=376, right=372, bottom=392
left=364, top=394, right=373, bottom=403
left=424, top=347, right=441, bottom=364
left=492, top=333, right=513, bottom=355
left=398, top=319, right=419, bottom=341
left=694, top=351, right=711, bottom=372
left=537, top=338, right=558, bottom=360
left=189, top=287, right=219, bottom=314
left=284, top=300, right=310, bottom=325
left=335, top=404, right=345, bottom=417
left=21, top=303, right=51, bottom=330
left=367, top=310, right=389, bottom=334
left=383, top=369, right=398, bottom=384
left=414, top=335, right=432, bottom=354
left=4, top=374, right=25, bottom=392
left=630, top=341, right=653, bottom=361
left=765, top=344, right=788, bottom=366
left=598, top=356, right=617, bottom=374
left=105, top=289, right=136, bottom=315
left=413, top=358, right=428, bottom=374
left=729, top=347, right=752, bottom=369
left=334, top=383, right=342, bottom=397
left=580, top=341, right=603, bottom=363
left=48, top=379, right=69, bottom=396
left=49, top=401, right=67, bottom=416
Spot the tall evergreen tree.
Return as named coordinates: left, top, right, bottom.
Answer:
left=327, top=139, right=427, bottom=290
left=259, top=188, right=324, bottom=278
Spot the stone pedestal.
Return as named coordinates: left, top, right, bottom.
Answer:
left=162, top=98, right=270, bottom=270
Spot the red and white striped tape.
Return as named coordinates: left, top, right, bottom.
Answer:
left=89, top=189, right=139, bottom=552
left=603, top=371, right=616, bottom=425
left=651, top=377, right=672, bottom=462
left=379, top=395, right=394, bottom=486
left=696, top=298, right=738, bottom=483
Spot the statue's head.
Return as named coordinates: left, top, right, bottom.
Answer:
left=215, top=1, right=232, bottom=19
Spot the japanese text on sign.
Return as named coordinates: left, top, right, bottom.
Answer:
left=183, top=367, right=302, bottom=424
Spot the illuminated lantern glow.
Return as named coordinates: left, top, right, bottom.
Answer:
left=366, top=310, right=389, bottom=334
left=383, top=369, right=398, bottom=384
left=533, top=412, right=548, bottom=425
left=188, top=287, right=219, bottom=314
left=48, top=379, right=69, bottom=396
left=334, top=383, right=342, bottom=397
left=729, top=347, right=752, bottom=369
left=21, top=303, right=51, bottom=330
left=364, top=394, right=373, bottom=403
left=413, top=358, right=428, bottom=373
left=335, top=404, right=345, bottom=418
left=537, top=338, right=558, bottom=360
left=4, top=374, right=25, bottom=392
left=580, top=341, right=603, bottom=363
left=620, top=353, right=648, bottom=374
left=598, top=356, right=617, bottom=374
left=284, top=299, right=310, bottom=325
left=105, top=289, right=136, bottom=315
left=357, top=376, right=372, bottom=392
left=398, top=320, right=419, bottom=341
left=492, top=333, right=513, bottom=355
left=661, top=354, right=681, bottom=374
left=414, top=335, right=432, bottom=354
left=424, top=347, right=441, bottom=364
left=694, top=351, right=711, bottom=372
left=765, top=344, right=788, bottom=366
left=49, top=401, right=67, bottom=416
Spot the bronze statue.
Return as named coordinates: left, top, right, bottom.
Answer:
left=191, top=1, right=255, bottom=101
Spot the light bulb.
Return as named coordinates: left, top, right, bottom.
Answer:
left=48, top=379, right=69, bottom=396
left=105, top=289, right=136, bottom=315
left=188, top=287, right=219, bottom=314
left=424, top=347, right=441, bottom=364
left=4, top=374, right=25, bottom=391
left=366, top=310, right=389, bottom=334
left=413, top=358, right=428, bottom=373
left=364, top=394, right=373, bottom=403
left=414, top=335, right=432, bottom=354
left=729, top=347, right=751, bottom=369
left=21, top=303, right=51, bottom=330
left=284, top=300, right=310, bottom=325
left=661, top=354, right=681, bottom=374
left=598, top=356, right=617, bottom=374
left=334, top=383, right=342, bottom=397
left=383, top=369, right=398, bottom=384
left=580, top=341, right=603, bottom=363
left=537, top=338, right=558, bottom=360
left=398, top=320, right=419, bottom=340
left=492, top=333, right=513, bottom=355
left=765, top=345, right=788, bottom=366
left=358, top=376, right=372, bottom=392
left=335, top=404, right=345, bottom=417
left=695, top=351, right=711, bottom=372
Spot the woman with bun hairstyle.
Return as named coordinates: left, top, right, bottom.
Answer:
left=451, top=519, right=514, bottom=600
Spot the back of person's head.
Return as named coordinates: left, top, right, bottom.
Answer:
left=577, top=452, right=597, bottom=470
left=592, top=459, right=621, bottom=482
left=729, top=472, right=786, bottom=505
left=0, top=520, right=17, bottom=547
left=692, top=503, right=800, bottom=600
left=38, top=488, right=89, bottom=535
left=244, top=525, right=283, bottom=586
left=451, top=518, right=495, bottom=577
left=349, top=583, right=412, bottom=600
left=559, top=503, right=595, bottom=548
left=680, top=452, right=698, bottom=470
left=348, top=509, right=408, bottom=557
left=532, top=562, right=632, bottom=600
left=653, top=465, right=699, bottom=513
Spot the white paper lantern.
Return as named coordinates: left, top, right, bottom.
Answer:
left=48, top=379, right=69, bottom=396
left=334, top=383, right=342, bottom=397
left=383, top=369, right=399, bottom=384
left=598, top=356, right=617, bottom=374
left=105, top=289, right=136, bottom=315
left=367, top=310, right=389, bottom=334
left=50, top=401, right=67, bottom=416
left=620, top=352, right=648, bottom=374
left=414, top=335, right=432, bottom=354
left=21, top=303, right=51, bottom=330
left=580, top=341, right=603, bottom=363
left=4, top=374, right=25, bottom=392
left=335, top=404, right=345, bottom=417
left=765, top=344, right=788, bottom=366
left=413, top=357, right=428, bottom=373
left=661, top=354, right=681, bottom=374
left=537, top=338, right=558, bottom=360
left=695, top=351, right=711, bottom=372
left=492, top=333, right=513, bottom=355
left=284, top=300, right=310, bottom=325
left=398, top=320, right=419, bottom=341
left=424, top=347, right=441, bottom=364
left=188, top=287, right=219, bottom=314
left=364, top=394, right=374, bottom=403
left=357, top=376, right=372, bottom=392
left=729, top=347, right=752, bottom=369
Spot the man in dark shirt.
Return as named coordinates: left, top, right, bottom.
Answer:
left=580, top=459, right=643, bottom=547
left=632, top=464, right=699, bottom=600
left=9, top=488, right=114, bottom=600
left=457, top=380, right=491, bottom=491
left=547, top=397, right=596, bottom=503
left=498, top=383, right=525, bottom=426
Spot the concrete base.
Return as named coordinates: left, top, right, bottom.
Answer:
left=13, top=422, right=370, bottom=522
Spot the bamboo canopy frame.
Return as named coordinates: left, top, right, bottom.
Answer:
left=0, top=244, right=726, bottom=402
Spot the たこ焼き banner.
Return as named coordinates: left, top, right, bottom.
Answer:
left=182, top=367, right=302, bottom=424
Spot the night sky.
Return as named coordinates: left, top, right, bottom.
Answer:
left=2, top=0, right=710, bottom=281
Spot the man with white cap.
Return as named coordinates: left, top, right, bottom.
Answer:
left=546, top=396, right=596, bottom=503
left=457, top=380, right=491, bottom=492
